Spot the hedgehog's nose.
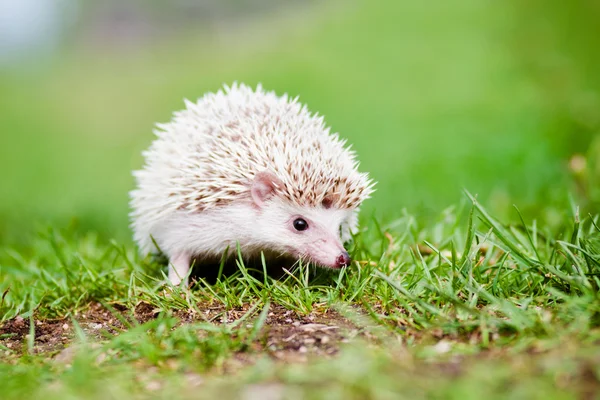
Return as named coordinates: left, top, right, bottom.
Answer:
left=336, top=251, right=351, bottom=268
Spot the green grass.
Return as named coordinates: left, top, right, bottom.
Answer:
left=2, top=197, right=600, bottom=398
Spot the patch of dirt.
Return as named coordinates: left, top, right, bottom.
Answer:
left=263, top=305, right=357, bottom=361
left=0, top=315, right=71, bottom=356
left=0, top=301, right=366, bottom=363
left=0, top=301, right=134, bottom=359
left=181, top=302, right=366, bottom=363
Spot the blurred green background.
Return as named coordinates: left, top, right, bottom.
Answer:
left=1, top=0, right=599, bottom=245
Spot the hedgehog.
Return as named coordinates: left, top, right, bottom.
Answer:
left=130, top=83, right=375, bottom=285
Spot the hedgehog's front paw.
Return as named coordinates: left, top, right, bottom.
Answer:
left=168, top=251, right=191, bottom=287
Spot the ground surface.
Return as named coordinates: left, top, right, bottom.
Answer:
left=1, top=302, right=356, bottom=362
left=2, top=199, right=600, bottom=399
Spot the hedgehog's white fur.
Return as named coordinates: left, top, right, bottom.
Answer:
left=130, top=83, right=374, bottom=285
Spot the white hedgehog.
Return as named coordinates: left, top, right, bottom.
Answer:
left=130, top=84, right=375, bottom=285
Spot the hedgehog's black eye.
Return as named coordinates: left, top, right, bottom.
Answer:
left=293, top=218, right=308, bottom=231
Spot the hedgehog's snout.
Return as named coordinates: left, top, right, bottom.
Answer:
left=336, top=251, right=351, bottom=268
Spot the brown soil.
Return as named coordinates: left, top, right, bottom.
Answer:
left=1, top=315, right=71, bottom=355
left=0, top=301, right=365, bottom=362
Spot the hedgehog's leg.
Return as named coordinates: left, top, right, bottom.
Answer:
left=168, top=251, right=191, bottom=286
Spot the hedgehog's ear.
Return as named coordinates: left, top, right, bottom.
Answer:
left=322, top=194, right=340, bottom=209
left=251, top=171, right=283, bottom=207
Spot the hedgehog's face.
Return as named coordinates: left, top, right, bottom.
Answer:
left=251, top=172, right=355, bottom=268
